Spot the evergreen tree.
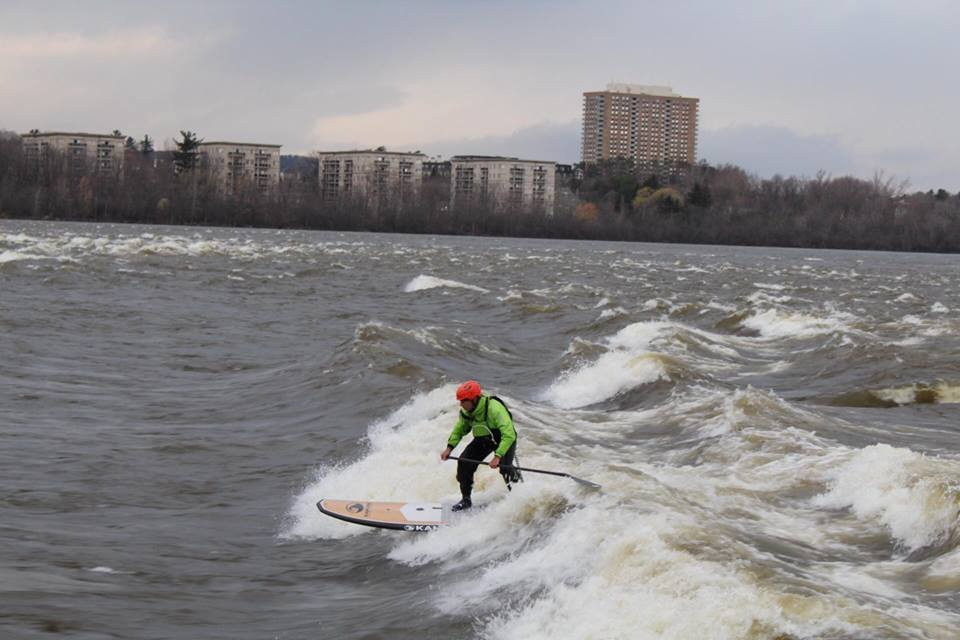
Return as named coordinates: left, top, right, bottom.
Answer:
left=173, top=130, right=202, bottom=172
left=688, top=181, right=713, bottom=207
left=125, top=136, right=136, bottom=150
left=139, top=134, right=154, bottom=155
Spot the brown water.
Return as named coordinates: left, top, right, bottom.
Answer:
left=2, top=220, right=959, bottom=639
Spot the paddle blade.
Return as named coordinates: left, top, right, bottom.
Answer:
left=566, top=474, right=602, bottom=490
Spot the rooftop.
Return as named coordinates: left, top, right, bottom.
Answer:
left=317, top=149, right=426, bottom=157
left=605, top=83, right=680, bottom=97
left=451, top=155, right=556, bottom=164
left=21, top=131, right=126, bottom=139
left=200, top=141, right=282, bottom=148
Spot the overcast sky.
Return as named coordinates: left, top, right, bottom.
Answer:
left=1, top=0, right=957, bottom=189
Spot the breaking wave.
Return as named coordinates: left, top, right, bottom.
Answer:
left=0, top=228, right=370, bottom=264
left=738, top=307, right=857, bottom=339
left=541, top=322, right=675, bottom=409
left=814, top=444, right=960, bottom=553
left=288, top=384, right=960, bottom=639
left=828, top=381, right=960, bottom=407
left=285, top=387, right=459, bottom=540
left=404, top=274, right=489, bottom=293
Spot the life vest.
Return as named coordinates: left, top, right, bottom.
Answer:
left=458, top=395, right=514, bottom=440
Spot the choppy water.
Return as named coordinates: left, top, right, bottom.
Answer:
left=2, top=220, right=960, bottom=640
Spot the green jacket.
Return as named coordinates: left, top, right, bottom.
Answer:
left=447, top=394, right=517, bottom=458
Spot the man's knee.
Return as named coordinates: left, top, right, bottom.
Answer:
left=457, top=462, right=478, bottom=484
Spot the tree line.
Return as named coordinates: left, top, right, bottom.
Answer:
left=1, top=129, right=959, bottom=252
left=571, top=159, right=960, bottom=252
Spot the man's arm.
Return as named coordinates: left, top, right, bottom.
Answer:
left=441, top=414, right=470, bottom=460
left=488, top=400, right=516, bottom=458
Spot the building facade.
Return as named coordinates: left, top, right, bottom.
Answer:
left=450, top=156, right=556, bottom=214
left=20, top=131, right=126, bottom=175
left=581, top=84, right=699, bottom=168
left=198, top=142, right=281, bottom=193
left=423, top=160, right=451, bottom=180
left=317, top=150, right=425, bottom=205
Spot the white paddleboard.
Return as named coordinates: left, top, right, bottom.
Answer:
left=317, top=499, right=446, bottom=532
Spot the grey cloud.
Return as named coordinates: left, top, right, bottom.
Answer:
left=699, top=126, right=956, bottom=190
left=699, top=125, right=857, bottom=178
left=416, top=121, right=581, bottom=163
left=167, top=85, right=408, bottom=150
left=2, top=1, right=958, bottom=190
left=309, top=86, right=407, bottom=119
left=869, top=146, right=957, bottom=192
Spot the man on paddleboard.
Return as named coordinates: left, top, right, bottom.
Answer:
left=440, top=380, right=521, bottom=511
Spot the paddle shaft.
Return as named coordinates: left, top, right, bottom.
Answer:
left=449, top=455, right=560, bottom=477
left=446, top=455, right=601, bottom=489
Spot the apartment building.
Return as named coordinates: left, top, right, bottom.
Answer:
left=450, top=156, right=556, bottom=214
left=581, top=84, right=699, bottom=168
left=317, top=149, right=425, bottom=204
left=423, top=160, right=451, bottom=180
left=198, top=141, right=281, bottom=193
left=20, top=131, right=126, bottom=175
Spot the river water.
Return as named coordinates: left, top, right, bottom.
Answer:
left=2, top=220, right=959, bottom=639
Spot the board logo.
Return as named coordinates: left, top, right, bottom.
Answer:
left=346, top=503, right=365, bottom=514
left=403, top=524, right=440, bottom=532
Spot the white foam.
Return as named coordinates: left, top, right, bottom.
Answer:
left=931, top=302, right=949, bottom=313
left=706, top=301, right=737, bottom=313
left=598, top=307, right=628, bottom=320
left=813, top=444, right=960, bottom=551
left=283, top=378, right=960, bottom=637
left=389, top=482, right=576, bottom=570
left=497, top=289, right=523, bottom=302
left=0, top=230, right=371, bottom=264
left=354, top=321, right=445, bottom=351
left=0, top=250, right=38, bottom=263
left=888, top=337, right=925, bottom=347
left=408, top=327, right=445, bottom=351
left=827, top=564, right=909, bottom=600
left=284, top=387, right=499, bottom=540
left=900, top=314, right=951, bottom=337
left=741, top=308, right=853, bottom=339
left=404, top=274, right=488, bottom=293
left=445, top=508, right=853, bottom=640
left=934, top=382, right=960, bottom=404
left=542, top=322, right=670, bottom=408
left=871, top=386, right=922, bottom=406
left=87, top=566, right=118, bottom=574
left=0, top=232, right=34, bottom=244
left=747, top=291, right=793, bottom=305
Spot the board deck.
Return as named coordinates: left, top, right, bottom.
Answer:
left=317, top=499, right=446, bottom=531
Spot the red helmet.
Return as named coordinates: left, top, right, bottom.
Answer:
left=456, top=380, right=483, bottom=402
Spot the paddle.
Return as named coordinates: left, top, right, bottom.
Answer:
left=447, top=455, right=601, bottom=489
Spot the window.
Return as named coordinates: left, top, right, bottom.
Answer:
left=455, top=166, right=475, bottom=196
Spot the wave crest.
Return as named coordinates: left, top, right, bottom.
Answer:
left=814, top=444, right=960, bottom=553
left=404, top=274, right=488, bottom=293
